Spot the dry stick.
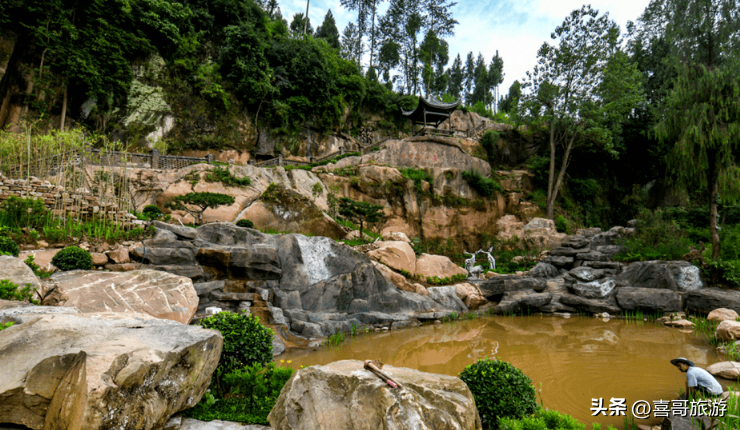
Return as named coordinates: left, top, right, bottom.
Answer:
left=364, top=360, right=403, bottom=389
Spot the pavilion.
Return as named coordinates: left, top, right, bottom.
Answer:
left=401, top=95, right=461, bottom=136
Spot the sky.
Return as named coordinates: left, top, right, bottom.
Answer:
left=279, top=0, right=654, bottom=97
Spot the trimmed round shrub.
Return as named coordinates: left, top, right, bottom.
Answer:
left=459, top=357, right=538, bottom=429
left=236, top=219, right=254, bottom=229
left=51, top=246, right=93, bottom=271
left=0, top=237, right=20, bottom=257
left=200, top=311, right=273, bottom=370
left=142, top=204, right=162, bottom=218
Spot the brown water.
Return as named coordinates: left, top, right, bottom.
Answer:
left=280, top=316, right=728, bottom=429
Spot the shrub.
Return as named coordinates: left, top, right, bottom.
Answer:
left=705, top=260, right=740, bottom=288
left=555, top=215, right=570, bottom=234
left=614, top=208, right=693, bottom=261
left=205, top=166, right=252, bottom=187
left=142, top=205, right=162, bottom=218
left=499, top=409, right=585, bottom=430
left=199, top=311, right=273, bottom=384
left=183, top=362, right=294, bottom=424
left=51, top=246, right=93, bottom=271
left=459, top=357, right=538, bottom=429
left=0, top=279, right=37, bottom=303
left=462, top=169, right=503, bottom=198
left=0, top=236, right=19, bottom=257
left=236, top=219, right=255, bottom=228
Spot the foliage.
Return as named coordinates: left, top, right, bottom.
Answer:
left=614, top=208, right=693, bottom=261
left=51, top=246, right=93, bottom=271
left=705, top=260, right=740, bottom=289
left=555, top=215, right=570, bottom=234
left=199, top=311, right=273, bottom=396
left=236, top=219, right=255, bottom=229
left=24, top=255, right=53, bottom=279
left=480, top=130, right=500, bottom=161
left=459, top=357, right=539, bottom=429
left=338, top=197, right=385, bottom=240
left=183, top=362, right=293, bottom=425
left=142, top=205, right=163, bottom=219
left=166, top=192, right=235, bottom=225
left=0, top=279, right=37, bottom=304
left=425, top=274, right=466, bottom=285
left=0, top=236, right=19, bottom=257
left=499, top=409, right=585, bottom=430
left=399, top=167, right=433, bottom=194
left=205, top=166, right=252, bottom=187
left=462, top=170, right=503, bottom=198
left=521, top=5, right=645, bottom=218
left=0, top=321, right=15, bottom=330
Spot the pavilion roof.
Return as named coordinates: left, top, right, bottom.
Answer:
left=401, top=96, right=461, bottom=125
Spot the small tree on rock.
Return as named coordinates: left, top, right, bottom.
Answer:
left=166, top=192, right=235, bottom=225
left=338, top=197, right=384, bottom=241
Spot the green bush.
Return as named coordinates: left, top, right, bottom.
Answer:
left=614, top=208, right=693, bottom=262
left=199, top=311, right=274, bottom=382
left=462, top=169, right=503, bottom=198
left=206, top=166, right=252, bottom=187
left=459, top=357, right=538, bottom=429
left=142, top=205, right=163, bottom=218
left=499, top=409, right=585, bottom=430
left=0, top=236, right=20, bottom=257
left=236, top=219, right=255, bottom=228
left=183, top=362, right=294, bottom=424
left=51, top=246, right=93, bottom=271
left=705, top=260, right=740, bottom=288
left=555, top=215, right=570, bottom=234
left=0, top=279, right=37, bottom=303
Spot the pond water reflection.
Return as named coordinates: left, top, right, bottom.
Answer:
left=280, top=316, right=727, bottom=428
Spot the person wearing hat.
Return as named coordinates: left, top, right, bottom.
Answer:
left=671, top=357, right=723, bottom=398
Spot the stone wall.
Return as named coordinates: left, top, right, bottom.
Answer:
left=0, top=173, right=131, bottom=221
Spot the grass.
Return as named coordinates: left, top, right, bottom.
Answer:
left=441, top=311, right=459, bottom=323
left=326, top=332, right=345, bottom=347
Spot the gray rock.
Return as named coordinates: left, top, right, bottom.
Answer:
left=687, top=288, right=740, bottom=314
left=581, top=261, right=624, bottom=271
left=152, top=221, right=198, bottom=240
left=618, top=261, right=703, bottom=292
left=616, top=287, right=684, bottom=312
left=493, top=291, right=553, bottom=314
left=274, top=290, right=302, bottom=309
left=282, top=309, right=308, bottom=322
left=550, top=247, right=591, bottom=257
left=569, top=267, right=606, bottom=282
left=569, top=279, right=617, bottom=299
left=426, top=287, right=468, bottom=312
left=562, top=235, right=590, bottom=248
left=269, top=306, right=287, bottom=325
left=179, top=418, right=272, bottom=430
left=545, top=255, right=574, bottom=267
left=593, top=245, right=627, bottom=259
left=291, top=320, right=324, bottom=337
left=150, top=265, right=207, bottom=282
left=193, top=281, right=225, bottom=297
left=272, top=335, right=286, bottom=356
left=132, top=247, right=196, bottom=265
left=478, top=276, right=546, bottom=298
left=575, top=252, right=609, bottom=262
left=559, top=294, right=622, bottom=314
left=528, top=262, right=559, bottom=278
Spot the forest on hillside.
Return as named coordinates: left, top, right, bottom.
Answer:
left=0, top=0, right=739, bottom=253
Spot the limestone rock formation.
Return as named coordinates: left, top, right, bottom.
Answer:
left=708, top=308, right=739, bottom=322
left=39, top=270, right=199, bottom=324
left=0, top=255, right=41, bottom=294
left=267, top=360, right=482, bottom=430
left=415, top=253, right=467, bottom=279
left=367, top=241, right=417, bottom=275
left=0, top=308, right=222, bottom=430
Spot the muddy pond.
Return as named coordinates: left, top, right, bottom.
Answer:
left=280, top=315, right=728, bottom=428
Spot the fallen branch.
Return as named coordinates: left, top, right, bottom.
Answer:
left=364, top=360, right=403, bottom=389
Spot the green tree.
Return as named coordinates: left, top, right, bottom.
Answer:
left=446, top=54, right=464, bottom=101
left=487, top=51, right=504, bottom=112
left=341, top=22, right=364, bottom=65
left=521, top=5, right=645, bottom=219
left=648, top=0, right=740, bottom=258
left=315, top=9, right=341, bottom=50
left=463, top=52, right=475, bottom=104
left=499, top=80, right=521, bottom=113
left=290, top=13, right=313, bottom=37
left=338, top=197, right=385, bottom=240
left=166, top=192, right=236, bottom=225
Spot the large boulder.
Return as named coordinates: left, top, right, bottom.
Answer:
left=415, top=253, right=467, bottom=279
left=688, top=289, right=740, bottom=314
left=39, top=270, right=199, bottom=324
left=267, top=360, right=482, bottom=430
left=0, top=255, right=41, bottom=294
left=493, top=291, right=553, bottom=314
left=367, top=137, right=491, bottom=176
left=716, top=320, right=740, bottom=342
left=708, top=308, right=739, bottom=322
left=707, top=362, right=740, bottom=379
left=617, top=261, right=703, bottom=292
left=372, top=261, right=427, bottom=295
left=521, top=218, right=567, bottom=249
left=455, top=283, right=488, bottom=310
left=615, top=287, right=684, bottom=312
left=367, top=241, right=417, bottom=275
left=479, top=276, right=546, bottom=298
left=569, top=279, right=617, bottom=299
left=0, top=309, right=222, bottom=430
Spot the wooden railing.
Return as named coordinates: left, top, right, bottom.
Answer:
left=466, top=121, right=488, bottom=138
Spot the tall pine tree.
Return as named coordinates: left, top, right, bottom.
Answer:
left=316, top=9, right=341, bottom=50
